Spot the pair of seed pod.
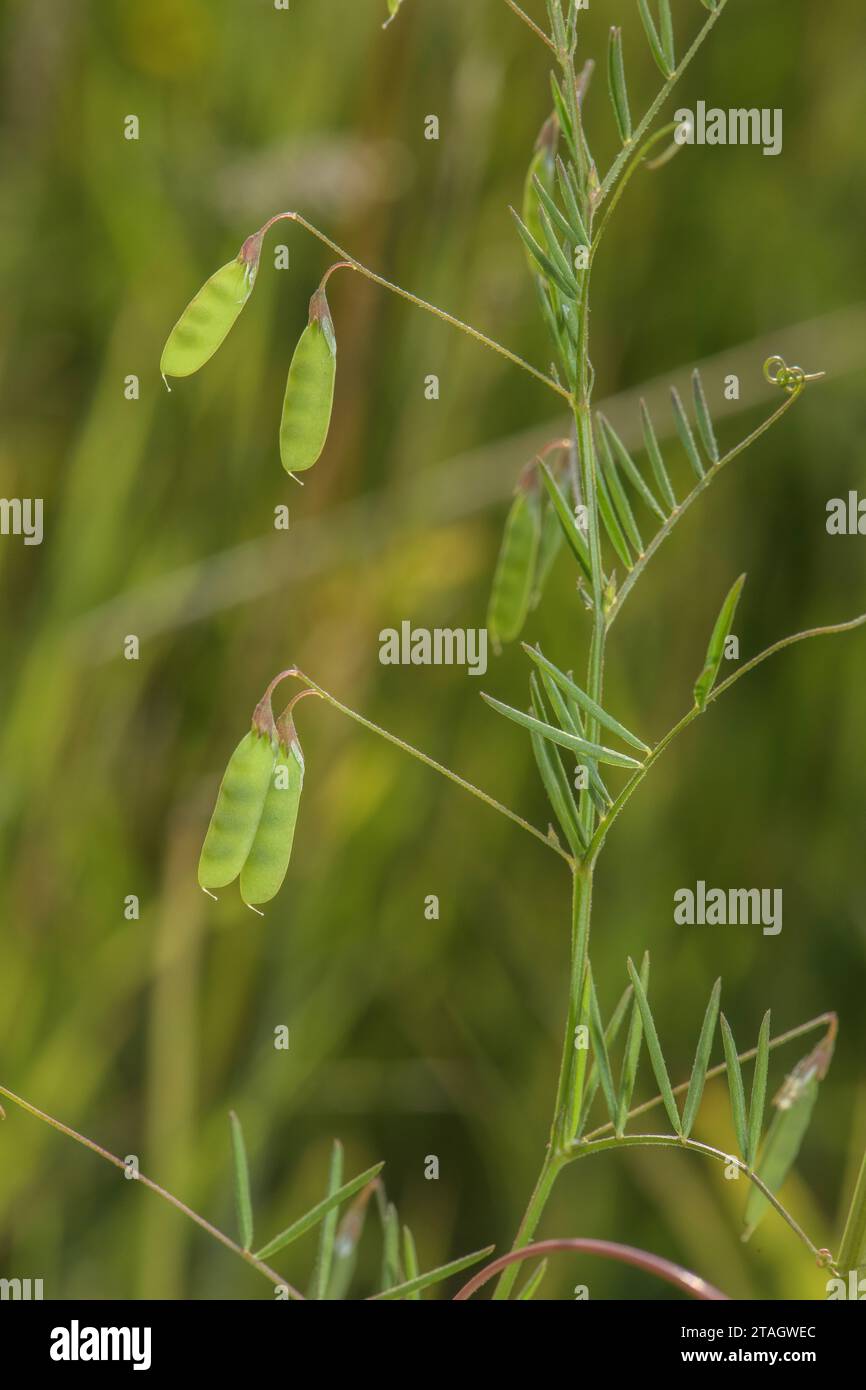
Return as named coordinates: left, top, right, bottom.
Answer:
left=160, top=230, right=337, bottom=476
left=198, top=682, right=309, bottom=909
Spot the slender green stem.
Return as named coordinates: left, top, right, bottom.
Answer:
left=568, top=1133, right=825, bottom=1263
left=0, top=1083, right=304, bottom=1299
left=501, top=0, right=557, bottom=54
left=292, top=670, right=574, bottom=866
left=606, top=385, right=807, bottom=627
left=257, top=212, right=571, bottom=402
left=587, top=612, right=866, bottom=860
left=598, top=0, right=730, bottom=204
left=490, top=1152, right=566, bottom=1301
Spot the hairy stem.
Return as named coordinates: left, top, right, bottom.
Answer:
left=256, top=211, right=571, bottom=401
left=293, top=670, right=574, bottom=865
left=0, top=1083, right=304, bottom=1299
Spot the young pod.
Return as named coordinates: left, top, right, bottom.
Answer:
left=487, top=465, right=542, bottom=652
left=239, top=717, right=305, bottom=907
left=198, top=726, right=277, bottom=892
left=279, top=286, right=337, bottom=475
left=161, top=232, right=262, bottom=380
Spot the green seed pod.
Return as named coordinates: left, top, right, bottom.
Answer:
left=198, top=726, right=277, bottom=892
left=239, top=722, right=305, bottom=907
left=279, top=287, right=337, bottom=475
left=161, top=233, right=262, bottom=380
left=487, top=467, right=542, bottom=652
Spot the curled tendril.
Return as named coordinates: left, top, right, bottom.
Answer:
left=763, top=355, right=825, bottom=393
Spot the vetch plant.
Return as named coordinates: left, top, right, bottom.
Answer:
left=4, top=0, right=863, bottom=1301
left=161, top=0, right=866, bottom=1299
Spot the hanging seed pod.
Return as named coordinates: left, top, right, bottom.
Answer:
left=240, top=711, right=305, bottom=907
left=279, top=285, right=337, bottom=475
left=161, top=231, right=262, bottom=381
left=487, top=464, right=542, bottom=652
left=198, top=720, right=277, bottom=893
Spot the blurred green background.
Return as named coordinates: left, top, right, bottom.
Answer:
left=1, top=0, right=864, bottom=1300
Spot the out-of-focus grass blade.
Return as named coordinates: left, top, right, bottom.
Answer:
left=254, top=1161, right=384, bottom=1260
left=838, top=1148, right=866, bottom=1275
left=691, top=367, right=719, bottom=463
left=539, top=463, right=592, bottom=582
left=681, top=978, right=721, bottom=1139
left=640, top=398, right=677, bottom=510
left=517, top=1258, right=549, bottom=1300
left=370, top=1245, right=495, bottom=1300
left=607, top=26, right=633, bottom=144
left=529, top=675, right=586, bottom=855
left=402, top=1225, right=422, bottom=1301
left=524, top=644, right=651, bottom=752
left=747, top=1010, right=771, bottom=1168
left=596, top=417, right=644, bottom=553
left=694, top=573, right=746, bottom=710
left=229, top=1111, right=254, bottom=1253
left=720, top=1014, right=749, bottom=1160
left=637, top=0, right=671, bottom=77
left=481, top=692, right=643, bottom=769
left=588, top=968, right=619, bottom=1124
left=615, top=951, right=649, bottom=1136
left=671, top=386, right=705, bottom=479
left=598, top=413, right=666, bottom=522
left=627, top=957, right=681, bottom=1136
left=309, top=1139, right=343, bottom=1299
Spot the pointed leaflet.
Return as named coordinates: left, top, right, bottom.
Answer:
left=529, top=675, right=586, bottom=855
left=325, top=1180, right=377, bottom=1299
left=371, top=1245, right=495, bottom=1300
left=681, top=978, right=721, bottom=1140
left=579, top=980, right=633, bottom=1135
left=658, top=1, right=675, bottom=71
left=523, top=644, right=650, bottom=752
left=607, top=27, right=633, bottom=144
left=596, top=415, right=644, bottom=553
left=537, top=668, right=613, bottom=815
left=596, top=457, right=634, bottom=570
left=615, top=952, right=649, bottom=1137
left=555, top=156, right=589, bottom=246
left=538, top=204, right=581, bottom=293
left=720, top=1014, right=749, bottom=1160
left=671, top=386, right=705, bottom=479
left=626, top=957, right=681, bottom=1136
left=598, top=413, right=666, bottom=522
left=748, top=1010, right=771, bottom=1167
left=637, top=0, right=672, bottom=77
left=511, top=208, right=579, bottom=297
left=522, top=116, right=558, bottom=275
left=640, top=398, right=677, bottom=510
left=309, top=1139, right=343, bottom=1299
left=254, top=1161, right=384, bottom=1260
left=379, top=1198, right=404, bottom=1293
left=694, top=573, right=746, bottom=710
left=691, top=367, right=719, bottom=463
left=482, top=693, right=643, bottom=769
left=229, top=1111, right=254, bottom=1252
left=533, top=172, right=583, bottom=252
left=539, top=463, right=592, bottom=582
left=588, top=968, right=619, bottom=1125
